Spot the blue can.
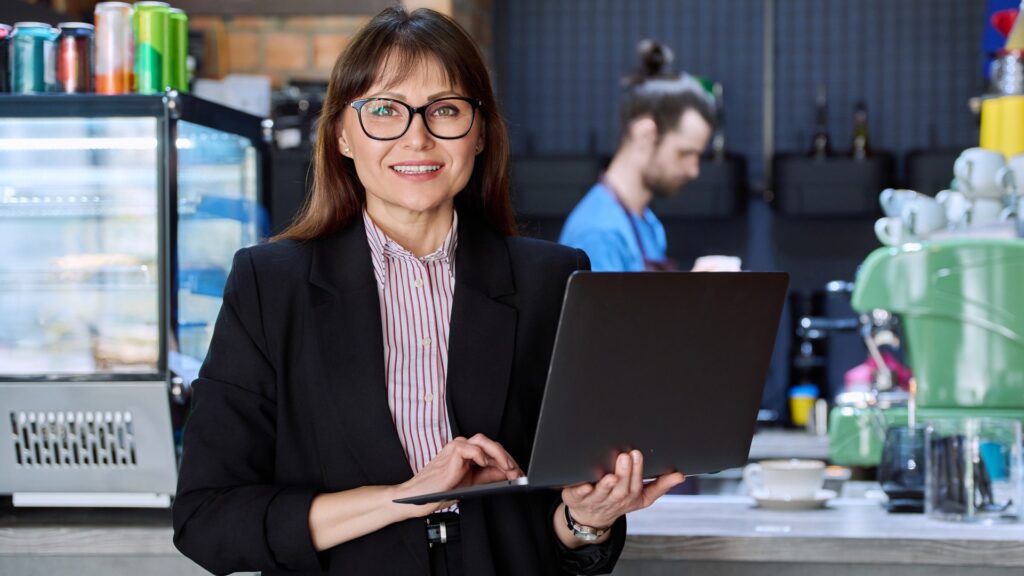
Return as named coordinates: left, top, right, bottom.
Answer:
left=11, top=22, right=60, bottom=94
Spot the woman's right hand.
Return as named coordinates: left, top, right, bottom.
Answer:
left=392, top=433, right=524, bottom=517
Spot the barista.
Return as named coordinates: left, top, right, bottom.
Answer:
left=559, top=40, right=734, bottom=272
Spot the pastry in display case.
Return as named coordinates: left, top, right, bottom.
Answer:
left=0, top=93, right=266, bottom=507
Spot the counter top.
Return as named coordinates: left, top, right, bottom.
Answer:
left=747, top=429, right=831, bottom=461
left=0, top=507, right=177, bottom=556
left=622, top=494, right=1024, bottom=568
left=4, top=494, right=1022, bottom=570
left=0, top=507, right=224, bottom=576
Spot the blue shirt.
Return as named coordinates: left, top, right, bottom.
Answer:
left=558, top=183, right=667, bottom=271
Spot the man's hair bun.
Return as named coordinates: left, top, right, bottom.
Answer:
left=623, top=39, right=675, bottom=86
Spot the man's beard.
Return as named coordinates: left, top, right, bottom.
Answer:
left=644, top=172, right=686, bottom=199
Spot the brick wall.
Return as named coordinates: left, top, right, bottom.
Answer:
left=189, top=14, right=370, bottom=87
left=189, top=0, right=492, bottom=88
left=405, top=0, right=492, bottom=61
left=454, top=0, right=492, bottom=65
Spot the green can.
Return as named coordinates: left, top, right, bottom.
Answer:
left=167, top=8, right=188, bottom=92
left=10, top=22, right=59, bottom=93
left=134, top=1, right=169, bottom=94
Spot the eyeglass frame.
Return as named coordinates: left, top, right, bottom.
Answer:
left=348, top=96, right=483, bottom=141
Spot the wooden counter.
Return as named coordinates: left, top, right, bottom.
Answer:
left=0, top=507, right=234, bottom=576
left=615, top=494, right=1024, bottom=576
left=4, top=493, right=1021, bottom=576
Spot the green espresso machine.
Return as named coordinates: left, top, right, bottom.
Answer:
left=829, top=238, right=1024, bottom=466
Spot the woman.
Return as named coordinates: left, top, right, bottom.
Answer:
left=172, top=7, right=684, bottom=576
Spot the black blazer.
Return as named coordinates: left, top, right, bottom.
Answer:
left=172, top=215, right=626, bottom=576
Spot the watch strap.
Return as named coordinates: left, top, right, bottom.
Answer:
left=563, top=504, right=610, bottom=542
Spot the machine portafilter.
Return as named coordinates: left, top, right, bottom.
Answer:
left=860, top=309, right=901, bottom=392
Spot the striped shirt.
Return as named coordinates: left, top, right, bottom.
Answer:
left=363, top=210, right=457, bottom=475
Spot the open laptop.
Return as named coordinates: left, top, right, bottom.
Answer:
left=394, top=271, right=789, bottom=505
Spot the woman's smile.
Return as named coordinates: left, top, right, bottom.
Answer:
left=389, top=160, right=446, bottom=180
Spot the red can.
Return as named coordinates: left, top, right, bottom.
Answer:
left=0, top=24, right=11, bottom=93
left=57, top=22, right=94, bottom=93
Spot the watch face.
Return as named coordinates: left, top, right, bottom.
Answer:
left=573, top=530, right=600, bottom=542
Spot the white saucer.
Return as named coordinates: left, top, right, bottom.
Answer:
left=751, top=489, right=836, bottom=510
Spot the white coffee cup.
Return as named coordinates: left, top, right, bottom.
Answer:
left=875, top=193, right=947, bottom=245
left=903, top=194, right=947, bottom=234
left=936, top=189, right=972, bottom=228
left=1003, top=196, right=1020, bottom=222
left=875, top=216, right=910, bottom=245
left=1017, top=197, right=1024, bottom=235
left=743, top=459, right=825, bottom=500
left=879, top=188, right=919, bottom=218
left=971, top=198, right=1005, bottom=227
left=692, top=255, right=742, bottom=272
left=995, top=153, right=1024, bottom=195
left=954, top=147, right=1006, bottom=198
left=903, top=194, right=947, bottom=236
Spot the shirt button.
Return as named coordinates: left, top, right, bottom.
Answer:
left=414, top=278, right=424, bottom=288
left=423, top=392, right=434, bottom=403
left=421, top=337, right=432, bottom=347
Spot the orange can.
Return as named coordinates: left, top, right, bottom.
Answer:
left=94, top=2, right=133, bottom=94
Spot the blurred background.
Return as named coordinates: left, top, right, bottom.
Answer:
left=0, top=0, right=1016, bottom=438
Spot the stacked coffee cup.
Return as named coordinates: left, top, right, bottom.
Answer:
left=941, top=147, right=1019, bottom=229
left=875, top=148, right=1023, bottom=246
left=875, top=188, right=947, bottom=246
left=994, top=151, right=1024, bottom=237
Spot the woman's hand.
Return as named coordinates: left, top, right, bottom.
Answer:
left=560, top=450, right=684, bottom=531
left=392, top=433, right=524, bottom=517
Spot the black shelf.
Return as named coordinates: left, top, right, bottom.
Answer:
left=773, top=153, right=894, bottom=217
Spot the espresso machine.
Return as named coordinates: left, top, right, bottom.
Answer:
left=829, top=238, right=1024, bottom=466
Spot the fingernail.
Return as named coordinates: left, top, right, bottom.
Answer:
left=507, top=459, right=514, bottom=470
left=632, top=451, right=641, bottom=463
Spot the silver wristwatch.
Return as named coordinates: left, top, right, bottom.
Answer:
left=563, top=505, right=610, bottom=542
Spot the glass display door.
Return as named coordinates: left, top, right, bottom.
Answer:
left=0, top=116, right=162, bottom=377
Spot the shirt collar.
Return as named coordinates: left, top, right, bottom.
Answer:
left=362, top=210, right=459, bottom=289
left=599, top=181, right=657, bottom=224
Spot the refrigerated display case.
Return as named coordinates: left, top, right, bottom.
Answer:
left=0, top=93, right=267, bottom=506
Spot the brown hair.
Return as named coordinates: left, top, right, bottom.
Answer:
left=619, top=39, right=715, bottom=141
left=275, top=7, right=516, bottom=241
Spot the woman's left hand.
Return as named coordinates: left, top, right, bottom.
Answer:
left=560, top=450, right=684, bottom=530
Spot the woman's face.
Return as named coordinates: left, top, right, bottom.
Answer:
left=338, top=57, right=483, bottom=219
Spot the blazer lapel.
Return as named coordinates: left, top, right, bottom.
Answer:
left=308, top=218, right=413, bottom=486
left=308, top=219, right=430, bottom=571
left=445, top=218, right=517, bottom=441
left=445, top=218, right=517, bottom=576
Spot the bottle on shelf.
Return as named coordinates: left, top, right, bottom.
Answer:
left=851, top=100, right=870, bottom=160
left=809, top=84, right=831, bottom=159
left=710, top=81, right=726, bottom=161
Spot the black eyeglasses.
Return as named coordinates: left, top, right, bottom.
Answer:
left=349, top=96, right=482, bottom=140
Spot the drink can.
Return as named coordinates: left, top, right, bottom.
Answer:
left=57, top=22, right=94, bottom=93
left=10, top=22, right=59, bottom=94
left=95, top=2, right=133, bottom=94
left=167, top=8, right=188, bottom=92
left=0, top=24, right=11, bottom=93
left=134, top=1, right=170, bottom=94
